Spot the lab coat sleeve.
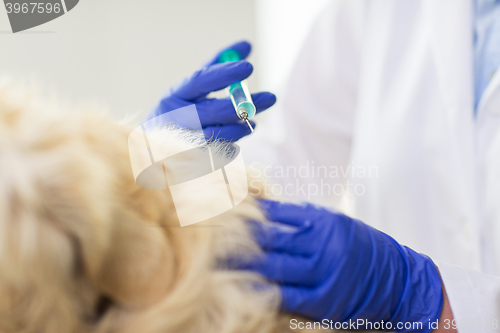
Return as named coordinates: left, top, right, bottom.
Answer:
left=240, top=0, right=368, bottom=208
left=437, top=261, right=500, bottom=332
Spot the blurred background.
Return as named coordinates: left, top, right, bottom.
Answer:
left=0, top=0, right=330, bottom=119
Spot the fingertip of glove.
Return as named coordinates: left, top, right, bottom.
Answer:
left=257, top=199, right=280, bottom=213
left=230, top=40, right=252, bottom=59
left=256, top=91, right=276, bottom=100
left=236, top=60, right=254, bottom=75
left=254, top=92, right=277, bottom=109
left=216, top=60, right=253, bottom=79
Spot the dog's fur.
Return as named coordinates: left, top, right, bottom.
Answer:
left=0, top=82, right=329, bottom=333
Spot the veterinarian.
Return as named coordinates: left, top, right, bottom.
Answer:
left=150, top=1, right=500, bottom=332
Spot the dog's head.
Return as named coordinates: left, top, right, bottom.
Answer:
left=0, top=83, right=279, bottom=333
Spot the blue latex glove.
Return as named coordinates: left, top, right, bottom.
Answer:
left=148, top=41, right=276, bottom=142
left=248, top=200, right=443, bottom=332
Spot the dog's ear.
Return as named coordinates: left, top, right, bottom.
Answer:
left=94, top=212, right=175, bottom=308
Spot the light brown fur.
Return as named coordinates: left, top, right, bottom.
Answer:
left=0, top=82, right=330, bottom=333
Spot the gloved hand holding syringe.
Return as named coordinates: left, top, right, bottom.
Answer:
left=148, top=41, right=276, bottom=142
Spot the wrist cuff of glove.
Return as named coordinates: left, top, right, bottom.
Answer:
left=389, top=246, right=444, bottom=333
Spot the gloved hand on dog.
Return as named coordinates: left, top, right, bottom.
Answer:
left=246, top=200, right=444, bottom=333
left=148, top=41, right=276, bottom=142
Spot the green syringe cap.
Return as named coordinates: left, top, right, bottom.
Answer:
left=218, top=49, right=241, bottom=63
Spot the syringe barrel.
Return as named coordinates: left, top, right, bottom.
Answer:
left=218, top=49, right=256, bottom=120
left=227, top=80, right=256, bottom=119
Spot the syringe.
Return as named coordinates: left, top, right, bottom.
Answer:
left=218, top=49, right=256, bottom=132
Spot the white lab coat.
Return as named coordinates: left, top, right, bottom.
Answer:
left=242, top=0, right=500, bottom=331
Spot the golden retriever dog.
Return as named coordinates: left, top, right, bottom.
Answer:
left=0, top=82, right=331, bottom=333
